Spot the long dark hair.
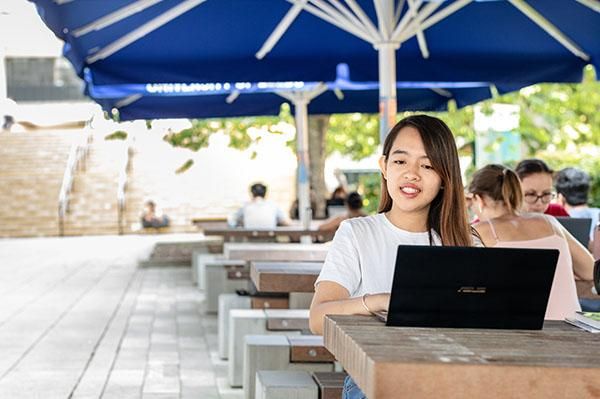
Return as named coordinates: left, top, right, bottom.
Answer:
left=378, top=115, right=472, bottom=246
left=468, top=164, right=523, bottom=214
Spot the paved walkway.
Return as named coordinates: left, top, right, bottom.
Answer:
left=0, top=235, right=239, bottom=399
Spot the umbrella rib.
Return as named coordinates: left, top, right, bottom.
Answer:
left=225, top=90, right=240, bottom=104
left=309, top=0, right=376, bottom=41
left=86, top=0, right=206, bottom=64
left=115, top=94, right=143, bottom=109
left=575, top=0, right=600, bottom=13
left=430, top=87, right=452, bottom=98
left=292, top=0, right=377, bottom=43
left=390, top=0, right=423, bottom=41
left=406, top=0, right=430, bottom=58
left=343, top=0, right=382, bottom=41
left=54, top=0, right=76, bottom=4
left=256, top=0, right=307, bottom=60
left=72, top=0, right=163, bottom=38
left=325, top=0, right=380, bottom=40
left=276, top=82, right=328, bottom=103
left=508, top=0, right=590, bottom=61
left=395, top=0, right=471, bottom=43
left=394, top=0, right=405, bottom=26
left=373, top=0, right=394, bottom=39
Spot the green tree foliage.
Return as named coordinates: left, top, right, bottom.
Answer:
left=175, top=159, right=194, bottom=174
left=104, top=130, right=128, bottom=140
left=163, top=105, right=294, bottom=152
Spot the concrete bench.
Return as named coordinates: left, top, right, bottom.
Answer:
left=255, top=370, right=318, bottom=399
left=141, top=236, right=222, bottom=267
left=204, top=259, right=248, bottom=313
left=218, top=291, right=300, bottom=360
left=228, top=309, right=310, bottom=387
left=255, top=370, right=347, bottom=399
left=243, top=335, right=335, bottom=399
left=218, top=291, right=289, bottom=358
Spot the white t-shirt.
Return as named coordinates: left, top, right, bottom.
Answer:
left=315, top=213, right=442, bottom=297
left=228, top=198, right=287, bottom=229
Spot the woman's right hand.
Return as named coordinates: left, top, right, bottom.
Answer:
left=366, top=293, right=391, bottom=312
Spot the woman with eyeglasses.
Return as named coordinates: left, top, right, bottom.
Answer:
left=468, top=165, right=594, bottom=320
left=515, top=159, right=569, bottom=216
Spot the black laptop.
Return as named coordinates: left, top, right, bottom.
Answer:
left=377, top=245, right=559, bottom=330
left=555, top=217, right=592, bottom=248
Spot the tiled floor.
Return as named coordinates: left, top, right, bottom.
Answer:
left=0, top=235, right=239, bottom=399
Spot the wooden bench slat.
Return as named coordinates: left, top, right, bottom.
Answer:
left=312, top=372, right=347, bottom=399
left=265, top=309, right=310, bottom=331
left=251, top=296, right=289, bottom=309
left=288, top=336, right=335, bottom=363
left=251, top=262, right=322, bottom=293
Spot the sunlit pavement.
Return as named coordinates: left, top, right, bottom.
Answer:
left=0, top=235, right=237, bottom=399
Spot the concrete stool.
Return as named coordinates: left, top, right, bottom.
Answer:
left=193, top=252, right=223, bottom=289
left=243, top=335, right=334, bottom=399
left=205, top=260, right=248, bottom=313
left=218, top=293, right=252, bottom=359
left=255, top=370, right=318, bottom=399
left=289, top=292, right=314, bottom=309
left=228, top=309, right=309, bottom=387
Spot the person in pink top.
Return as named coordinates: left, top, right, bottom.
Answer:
left=467, top=164, right=594, bottom=320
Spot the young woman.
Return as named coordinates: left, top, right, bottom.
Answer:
left=468, top=164, right=594, bottom=321
left=515, top=159, right=568, bottom=216
left=309, top=115, right=477, bottom=399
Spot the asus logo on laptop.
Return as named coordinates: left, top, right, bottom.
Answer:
left=457, top=286, right=487, bottom=294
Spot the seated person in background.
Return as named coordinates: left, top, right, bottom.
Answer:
left=326, top=185, right=347, bottom=206
left=289, top=190, right=319, bottom=220
left=515, top=159, right=569, bottom=216
left=556, top=167, right=600, bottom=247
left=229, top=182, right=291, bottom=229
left=468, top=164, right=594, bottom=320
left=141, top=200, right=170, bottom=228
left=318, top=191, right=367, bottom=238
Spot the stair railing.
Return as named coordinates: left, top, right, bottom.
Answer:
left=58, top=130, right=93, bottom=236
left=117, top=135, right=133, bottom=235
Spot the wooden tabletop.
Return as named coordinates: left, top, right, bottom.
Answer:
left=324, top=315, right=600, bottom=399
left=204, top=227, right=323, bottom=239
left=250, top=262, right=322, bottom=293
left=224, top=242, right=329, bottom=262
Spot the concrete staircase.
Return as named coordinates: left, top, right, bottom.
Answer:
left=0, top=131, right=77, bottom=237
left=62, top=138, right=127, bottom=236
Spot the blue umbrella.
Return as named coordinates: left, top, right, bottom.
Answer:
left=31, top=0, right=600, bottom=139
left=86, top=65, right=502, bottom=120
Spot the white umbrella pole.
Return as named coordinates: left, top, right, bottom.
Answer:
left=377, top=42, right=398, bottom=143
left=293, top=98, right=312, bottom=237
left=277, top=83, right=327, bottom=241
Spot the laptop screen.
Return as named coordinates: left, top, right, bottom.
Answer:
left=386, top=246, right=559, bottom=330
left=555, top=217, right=591, bottom=248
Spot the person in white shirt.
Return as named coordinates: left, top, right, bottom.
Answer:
left=309, top=115, right=480, bottom=399
left=228, top=182, right=291, bottom=229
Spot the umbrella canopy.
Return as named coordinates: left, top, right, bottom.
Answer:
left=86, top=65, right=503, bottom=120
left=31, top=0, right=600, bottom=139
left=92, top=85, right=496, bottom=120
left=32, top=0, right=599, bottom=85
